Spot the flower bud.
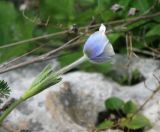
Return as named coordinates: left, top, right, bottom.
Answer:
left=83, top=24, right=115, bottom=63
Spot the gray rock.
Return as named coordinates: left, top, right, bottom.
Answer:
left=0, top=55, right=160, bottom=132
left=1, top=71, right=113, bottom=132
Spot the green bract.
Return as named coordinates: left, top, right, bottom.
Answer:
left=22, top=64, right=61, bottom=100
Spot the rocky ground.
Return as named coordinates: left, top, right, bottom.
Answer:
left=0, top=55, right=159, bottom=132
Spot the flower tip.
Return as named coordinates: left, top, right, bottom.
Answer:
left=99, top=23, right=106, bottom=33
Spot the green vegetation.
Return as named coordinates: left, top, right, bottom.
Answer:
left=0, top=0, right=159, bottom=72
left=96, top=97, right=151, bottom=131
left=107, top=68, right=145, bottom=86
left=115, top=69, right=144, bottom=86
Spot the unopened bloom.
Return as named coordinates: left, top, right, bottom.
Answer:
left=83, top=24, right=115, bottom=63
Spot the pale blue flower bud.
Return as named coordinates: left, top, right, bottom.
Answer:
left=83, top=24, right=115, bottom=63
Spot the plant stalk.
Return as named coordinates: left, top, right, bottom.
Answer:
left=55, top=55, right=87, bottom=75
left=0, top=98, right=24, bottom=123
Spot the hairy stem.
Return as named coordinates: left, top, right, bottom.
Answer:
left=0, top=98, right=24, bottom=123
left=55, top=55, right=87, bottom=75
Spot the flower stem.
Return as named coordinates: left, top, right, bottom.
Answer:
left=55, top=55, right=88, bottom=76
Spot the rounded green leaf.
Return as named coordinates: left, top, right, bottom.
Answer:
left=125, top=114, right=151, bottom=130
left=96, top=120, right=114, bottom=130
left=123, top=101, right=138, bottom=114
left=105, top=97, right=125, bottom=110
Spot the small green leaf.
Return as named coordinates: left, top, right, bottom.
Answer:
left=123, top=101, right=138, bottom=114
left=125, top=114, right=151, bottom=130
left=0, top=80, right=10, bottom=97
left=96, top=120, right=114, bottom=130
left=0, top=80, right=11, bottom=104
left=105, top=97, right=125, bottom=110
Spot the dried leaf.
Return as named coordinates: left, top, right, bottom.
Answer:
left=110, top=4, right=123, bottom=12
left=128, top=8, right=139, bottom=16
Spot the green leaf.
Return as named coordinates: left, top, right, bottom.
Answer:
left=96, top=120, right=114, bottom=130
left=123, top=101, right=138, bottom=114
left=125, top=114, right=151, bottom=130
left=105, top=97, right=125, bottom=110
left=146, top=25, right=160, bottom=37
left=0, top=80, right=10, bottom=97
left=0, top=80, right=11, bottom=104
